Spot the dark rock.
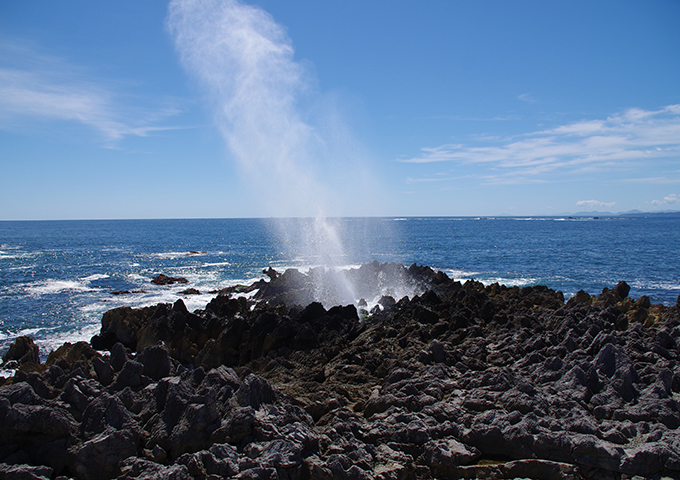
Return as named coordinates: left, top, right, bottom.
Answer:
left=117, top=456, right=191, bottom=480
left=2, top=336, right=40, bottom=366
left=151, top=274, right=189, bottom=285
left=71, top=428, right=139, bottom=479
left=236, top=374, right=278, bottom=409
left=92, top=357, right=114, bottom=386
left=612, top=281, right=631, bottom=300
left=91, top=306, right=154, bottom=351
left=60, top=377, right=104, bottom=415
left=0, top=383, right=77, bottom=472
left=7, top=268, right=680, bottom=479
left=444, top=459, right=580, bottom=480
left=80, top=392, right=137, bottom=437
left=137, top=343, right=172, bottom=381
left=110, top=342, right=128, bottom=372
left=176, top=444, right=239, bottom=478
left=178, top=288, right=201, bottom=295
left=110, top=360, right=147, bottom=391
left=0, top=464, right=53, bottom=480
left=422, top=438, right=480, bottom=474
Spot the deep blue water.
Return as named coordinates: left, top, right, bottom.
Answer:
left=1, top=216, right=679, bottom=359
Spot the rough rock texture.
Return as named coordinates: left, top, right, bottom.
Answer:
left=151, top=274, right=189, bottom=286
left=1, top=336, right=40, bottom=366
left=1, top=262, right=680, bottom=480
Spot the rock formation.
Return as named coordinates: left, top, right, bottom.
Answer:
left=1, top=262, right=680, bottom=479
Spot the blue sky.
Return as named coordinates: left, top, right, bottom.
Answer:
left=1, top=0, right=679, bottom=219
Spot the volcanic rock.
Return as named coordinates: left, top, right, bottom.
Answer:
left=2, top=336, right=40, bottom=366
left=1, top=262, right=680, bottom=479
left=151, top=274, right=189, bottom=285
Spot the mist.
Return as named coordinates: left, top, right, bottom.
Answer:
left=167, top=0, right=393, bottom=305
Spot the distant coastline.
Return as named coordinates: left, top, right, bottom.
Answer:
left=549, top=210, right=680, bottom=218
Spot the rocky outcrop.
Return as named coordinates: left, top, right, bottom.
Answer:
left=1, top=262, right=679, bottom=479
left=151, top=274, right=189, bottom=286
left=1, top=336, right=40, bottom=366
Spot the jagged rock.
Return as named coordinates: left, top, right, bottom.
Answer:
left=80, top=392, right=137, bottom=437
left=0, top=463, right=53, bottom=480
left=0, top=382, right=77, bottom=472
left=2, top=336, right=40, bottom=366
left=444, top=459, right=580, bottom=480
left=117, top=457, right=191, bottom=480
left=137, top=343, right=172, bottom=381
left=176, top=443, right=239, bottom=478
left=46, top=341, right=99, bottom=369
left=91, top=306, right=154, bottom=351
left=71, top=428, right=139, bottom=480
left=422, top=438, right=480, bottom=474
left=110, top=360, right=147, bottom=391
left=110, top=342, right=128, bottom=372
left=151, top=274, right=189, bottom=285
left=236, top=374, right=278, bottom=409
left=61, top=377, right=105, bottom=416
left=92, top=357, right=114, bottom=386
left=178, top=288, right=201, bottom=295
left=4, top=266, right=680, bottom=479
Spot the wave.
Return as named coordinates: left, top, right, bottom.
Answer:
left=442, top=268, right=536, bottom=288
left=81, top=273, right=110, bottom=282
left=629, top=279, right=680, bottom=291
left=24, top=279, right=97, bottom=296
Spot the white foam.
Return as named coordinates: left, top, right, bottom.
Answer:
left=147, top=251, right=190, bottom=259
left=443, top=268, right=481, bottom=281
left=37, top=323, right=102, bottom=356
left=24, top=279, right=95, bottom=295
left=81, top=274, right=110, bottom=282
left=482, top=276, right=536, bottom=288
left=442, top=268, right=536, bottom=288
left=629, top=280, right=680, bottom=291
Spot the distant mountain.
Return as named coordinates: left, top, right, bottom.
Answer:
left=571, top=210, right=615, bottom=217
left=618, top=210, right=680, bottom=217
left=553, top=209, right=680, bottom=218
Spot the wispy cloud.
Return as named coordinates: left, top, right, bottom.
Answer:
left=652, top=193, right=679, bottom=206
left=0, top=38, right=180, bottom=143
left=576, top=199, right=616, bottom=210
left=401, top=105, right=680, bottom=184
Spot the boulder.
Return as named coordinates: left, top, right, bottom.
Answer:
left=71, top=428, right=139, bottom=480
left=151, top=274, right=189, bottom=285
left=2, top=336, right=40, bottom=365
left=0, top=464, right=53, bottom=480
left=91, top=306, right=154, bottom=351
left=117, top=457, right=191, bottom=480
left=137, top=343, right=172, bottom=381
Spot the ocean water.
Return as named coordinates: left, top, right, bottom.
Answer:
left=1, top=216, right=679, bottom=359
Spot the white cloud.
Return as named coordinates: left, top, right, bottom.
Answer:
left=0, top=38, right=179, bottom=142
left=652, top=193, right=679, bottom=206
left=401, top=105, right=680, bottom=184
left=576, top=200, right=616, bottom=210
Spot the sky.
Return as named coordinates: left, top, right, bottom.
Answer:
left=1, top=0, right=679, bottom=220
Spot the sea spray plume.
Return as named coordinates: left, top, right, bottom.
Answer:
left=167, top=0, right=321, bottom=212
left=167, top=0, right=359, bottom=303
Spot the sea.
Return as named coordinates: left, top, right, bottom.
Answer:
left=1, top=216, right=679, bottom=362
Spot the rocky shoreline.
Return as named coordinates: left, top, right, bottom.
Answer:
left=1, top=262, right=680, bottom=480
